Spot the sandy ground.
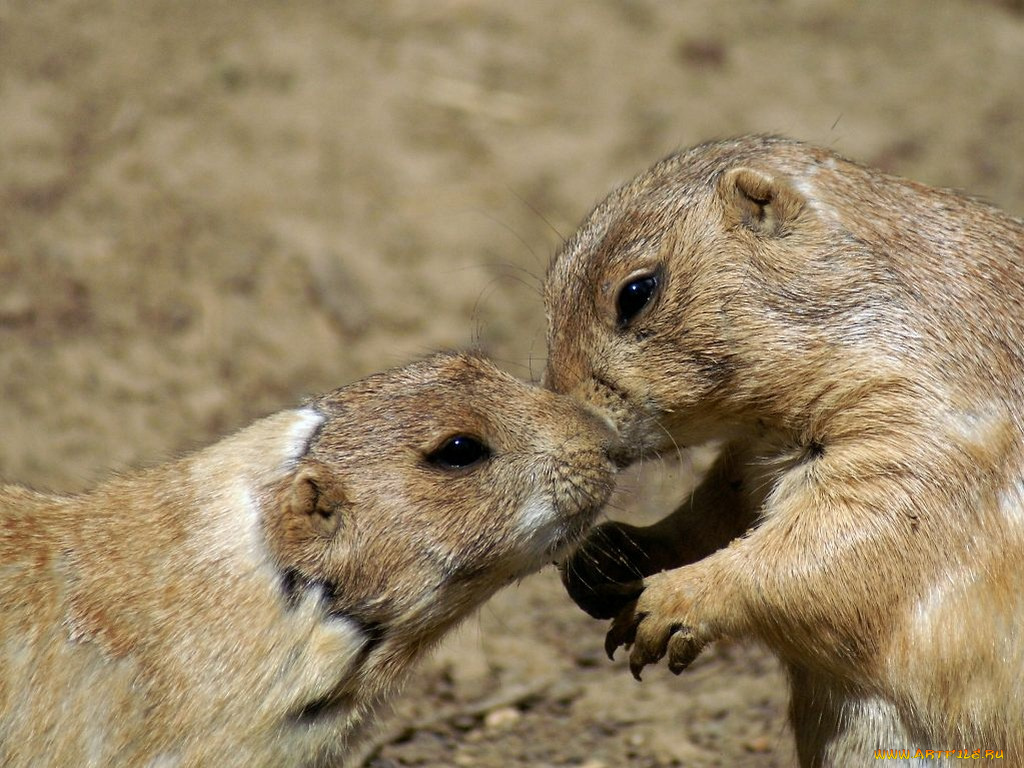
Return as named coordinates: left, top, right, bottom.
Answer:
left=3, top=1, right=1024, bottom=765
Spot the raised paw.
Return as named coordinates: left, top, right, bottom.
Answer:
left=559, top=521, right=651, bottom=619
left=604, top=571, right=710, bottom=680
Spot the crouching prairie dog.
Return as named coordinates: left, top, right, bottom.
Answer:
left=545, top=135, right=1024, bottom=764
left=0, top=353, right=614, bottom=767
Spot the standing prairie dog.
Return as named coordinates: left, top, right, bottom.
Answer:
left=546, top=135, right=1024, bottom=765
left=0, top=352, right=614, bottom=767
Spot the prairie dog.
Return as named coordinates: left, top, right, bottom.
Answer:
left=545, top=136, right=1024, bottom=765
left=0, top=353, right=614, bottom=767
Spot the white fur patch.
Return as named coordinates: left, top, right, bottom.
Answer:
left=190, top=407, right=326, bottom=564
left=516, top=493, right=556, bottom=535
left=832, top=695, right=917, bottom=758
left=911, top=565, right=975, bottom=642
left=232, top=484, right=263, bottom=561
left=915, top=570, right=956, bottom=625
left=947, top=405, right=1006, bottom=449
left=793, top=173, right=843, bottom=227
left=514, top=491, right=564, bottom=564
left=792, top=175, right=818, bottom=200
left=297, top=590, right=367, bottom=656
left=280, top=588, right=368, bottom=703
left=999, top=474, right=1024, bottom=529
left=281, top=407, right=325, bottom=470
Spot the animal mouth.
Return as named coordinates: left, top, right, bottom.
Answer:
left=607, top=445, right=635, bottom=469
left=586, top=392, right=671, bottom=470
left=611, top=405, right=691, bottom=468
left=549, top=491, right=614, bottom=562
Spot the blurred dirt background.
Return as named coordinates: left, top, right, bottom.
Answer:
left=3, top=1, right=1024, bottom=766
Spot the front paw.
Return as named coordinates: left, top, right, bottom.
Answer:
left=559, top=521, right=650, bottom=619
left=605, top=572, right=710, bottom=680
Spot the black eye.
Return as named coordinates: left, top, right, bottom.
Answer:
left=616, top=273, right=659, bottom=328
left=427, top=435, right=491, bottom=470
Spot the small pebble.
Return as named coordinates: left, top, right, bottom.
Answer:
left=744, top=735, right=773, bottom=753
left=484, top=706, right=521, bottom=730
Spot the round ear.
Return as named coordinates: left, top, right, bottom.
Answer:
left=284, top=463, right=347, bottom=539
left=718, top=166, right=804, bottom=236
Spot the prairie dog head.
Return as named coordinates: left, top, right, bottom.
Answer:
left=544, top=135, right=918, bottom=458
left=260, top=352, right=615, bottom=696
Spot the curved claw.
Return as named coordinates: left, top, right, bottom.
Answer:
left=666, top=626, right=702, bottom=674
left=627, top=621, right=671, bottom=678
left=622, top=620, right=706, bottom=680
left=629, top=654, right=646, bottom=681
left=604, top=607, right=643, bottom=660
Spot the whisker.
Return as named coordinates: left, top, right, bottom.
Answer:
left=504, top=184, right=567, bottom=249
left=472, top=209, right=547, bottom=272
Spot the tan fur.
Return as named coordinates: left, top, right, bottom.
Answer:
left=545, top=136, right=1024, bottom=765
left=0, top=353, right=614, bottom=767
